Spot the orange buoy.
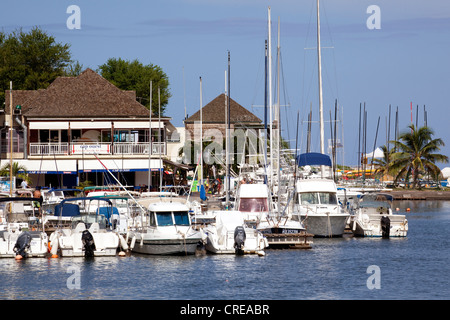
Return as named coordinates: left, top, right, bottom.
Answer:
left=406, top=208, right=411, bottom=212
left=15, top=255, right=23, bottom=260
left=51, top=254, right=58, bottom=258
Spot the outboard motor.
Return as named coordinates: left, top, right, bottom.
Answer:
left=234, top=226, right=246, bottom=255
left=14, top=231, right=32, bottom=258
left=381, top=216, right=391, bottom=238
left=81, top=230, right=96, bottom=257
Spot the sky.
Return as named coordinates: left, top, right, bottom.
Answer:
left=1, top=0, right=450, bottom=168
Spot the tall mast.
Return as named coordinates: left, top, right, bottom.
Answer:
left=158, top=87, right=162, bottom=192
left=268, top=6, right=273, bottom=186
left=276, top=16, right=281, bottom=215
left=9, top=81, right=13, bottom=196
left=317, top=0, right=325, bottom=176
left=199, top=77, right=203, bottom=187
left=148, top=81, right=152, bottom=190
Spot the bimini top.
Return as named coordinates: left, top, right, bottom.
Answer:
left=296, top=152, right=332, bottom=167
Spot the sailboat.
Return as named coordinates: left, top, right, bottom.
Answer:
left=293, top=0, right=349, bottom=237
left=231, top=8, right=312, bottom=249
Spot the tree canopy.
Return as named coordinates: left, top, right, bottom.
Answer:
left=98, top=58, right=171, bottom=116
left=0, top=27, right=72, bottom=107
left=390, top=124, right=448, bottom=188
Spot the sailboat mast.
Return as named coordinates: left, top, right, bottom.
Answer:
left=316, top=0, right=325, bottom=176
left=268, top=6, right=273, bottom=186
left=225, top=70, right=229, bottom=208
left=276, top=17, right=281, bottom=215
left=199, top=77, right=203, bottom=187
left=9, top=81, right=13, bottom=196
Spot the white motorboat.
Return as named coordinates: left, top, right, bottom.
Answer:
left=0, top=197, right=48, bottom=259
left=294, top=177, right=349, bottom=237
left=203, top=210, right=268, bottom=255
left=350, top=193, right=408, bottom=237
left=48, top=197, right=122, bottom=257
left=128, top=198, right=205, bottom=255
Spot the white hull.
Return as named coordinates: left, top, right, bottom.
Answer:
left=0, top=230, right=48, bottom=258
left=300, top=213, right=349, bottom=237
left=205, top=227, right=267, bottom=254
left=351, top=214, right=408, bottom=238
left=53, top=223, right=120, bottom=257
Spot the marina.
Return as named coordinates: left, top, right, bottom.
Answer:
left=0, top=200, right=449, bottom=300
left=0, top=0, right=449, bottom=305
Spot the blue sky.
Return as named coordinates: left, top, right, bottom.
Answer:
left=2, top=0, right=450, bottom=167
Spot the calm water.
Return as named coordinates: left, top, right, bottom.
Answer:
left=1, top=200, right=449, bottom=301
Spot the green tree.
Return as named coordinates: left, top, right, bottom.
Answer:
left=0, top=27, right=72, bottom=106
left=390, top=124, right=448, bottom=189
left=98, top=58, right=171, bottom=115
left=0, top=161, right=31, bottom=185
left=372, top=144, right=394, bottom=180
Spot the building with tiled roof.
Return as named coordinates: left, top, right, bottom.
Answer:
left=0, top=69, right=180, bottom=189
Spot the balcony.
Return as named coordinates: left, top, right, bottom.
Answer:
left=29, top=142, right=166, bottom=156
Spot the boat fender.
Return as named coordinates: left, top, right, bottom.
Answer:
left=50, top=233, right=59, bottom=257
left=381, top=216, right=391, bottom=238
left=13, top=231, right=32, bottom=258
left=130, top=236, right=136, bottom=249
left=118, top=234, right=129, bottom=251
left=81, top=230, right=96, bottom=257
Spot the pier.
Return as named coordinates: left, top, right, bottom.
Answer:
left=385, top=190, right=450, bottom=200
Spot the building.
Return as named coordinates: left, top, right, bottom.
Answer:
left=0, top=68, right=182, bottom=190
left=183, top=93, right=265, bottom=174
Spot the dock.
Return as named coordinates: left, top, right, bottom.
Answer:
left=385, top=190, right=450, bottom=200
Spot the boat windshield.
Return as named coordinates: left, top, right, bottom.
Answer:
left=173, top=211, right=190, bottom=226
left=239, top=198, right=268, bottom=212
left=300, top=192, right=337, bottom=205
left=156, top=212, right=173, bottom=226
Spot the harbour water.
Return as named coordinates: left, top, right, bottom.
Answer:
left=0, top=200, right=449, bottom=301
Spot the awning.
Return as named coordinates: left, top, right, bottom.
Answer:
left=296, top=152, right=332, bottom=167
left=2, top=159, right=78, bottom=174
left=163, top=158, right=193, bottom=170
left=77, top=158, right=162, bottom=172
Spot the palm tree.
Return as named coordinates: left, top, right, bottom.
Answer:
left=390, top=124, right=448, bottom=189
left=372, top=144, right=394, bottom=180
left=0, top=161, right=32, bottom=186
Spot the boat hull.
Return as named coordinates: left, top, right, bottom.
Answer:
left=300, top=213, right=349, bottom=237
left=132, top=238, right=201, bottom=255
left=351, top=214, right=408, bottom=237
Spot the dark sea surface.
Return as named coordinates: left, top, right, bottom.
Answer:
left=1, top=200, right=449, bottom=301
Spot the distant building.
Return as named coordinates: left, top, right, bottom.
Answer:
left=183, top=93, right=266, bottom=170
left=0, top=68, right=183, bottom=189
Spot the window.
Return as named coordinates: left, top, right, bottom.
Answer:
left=300, top=192, right=319, bottom=205
left=318, top=192, right=337, bottom=205
left=239, top=198, right=268, bottom=212
left=173, top=211, right=190, bottom=226
left=300, top=192, right=337, bottom=205
left=155, top=212, right=173, bottom=226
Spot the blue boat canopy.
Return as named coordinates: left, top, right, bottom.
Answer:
left=296, top=152, right=332, bottom=167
